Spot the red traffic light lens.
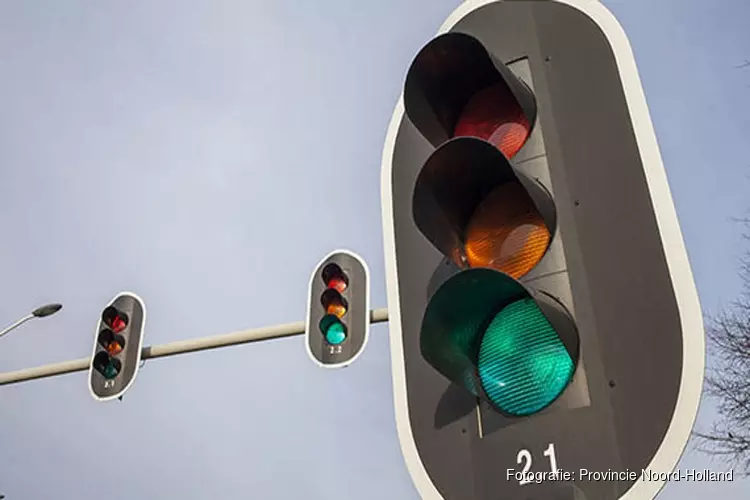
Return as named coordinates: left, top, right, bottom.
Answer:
left=321, top=263, right=348, bottom=293
left=102, top=306, right=128, bottom=333
left=454, top=83, right=531, bottom=159
left=110, top=316, right=126, bottom=333
left=327, top=276, right=347, bottom=293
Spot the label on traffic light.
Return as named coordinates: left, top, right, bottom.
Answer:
left=305, top=250, right=370, bottom=368
left=88, top=292, right=146, bottom=401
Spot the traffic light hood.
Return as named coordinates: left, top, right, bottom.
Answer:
left=404, top=32, right=536, bottom=149
left=412, top=137, right=556, bottom=273
left=420, top=267, right=579, bottom=416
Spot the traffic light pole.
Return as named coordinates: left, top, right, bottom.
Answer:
left=0, top=308, right=389, bottom=386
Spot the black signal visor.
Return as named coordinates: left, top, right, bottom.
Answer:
left=412, top=137, right=556, bottom=278
left=404, top=32, right=536, bottom=158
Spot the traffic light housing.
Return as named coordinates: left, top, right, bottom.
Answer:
left=305, top=250, right=370, bottom=368
left=88, top=292, right=146, bottom=401
left=381, top=1, right=704, bottom=500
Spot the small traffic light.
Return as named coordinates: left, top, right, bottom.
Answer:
left=305, top=250, right=370, bottom=368
left=89, top=292, right=146, bottom=401
left=381, top=1, right=704, bottom=500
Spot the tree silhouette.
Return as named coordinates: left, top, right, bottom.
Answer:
left=694, top=218, right=750, bottom=473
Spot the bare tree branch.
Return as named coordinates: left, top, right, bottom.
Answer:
left=694, top=217, right=750, bottom=473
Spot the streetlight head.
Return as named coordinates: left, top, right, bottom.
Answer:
left=32, top=303, right=63, bottom=318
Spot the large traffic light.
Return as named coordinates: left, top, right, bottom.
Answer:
left=89, top=292, right=146, bottom=401
left=381, top=1, right=704, bottom=500
left=305, top=250, right=370, bottom=368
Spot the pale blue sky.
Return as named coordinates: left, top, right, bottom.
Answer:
left=0, top=0, right=748, bottom=499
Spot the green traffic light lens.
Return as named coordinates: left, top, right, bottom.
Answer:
left=325, top=323, right=347, bottom=345
left=103, top=363, right=119, bottom=379
left=93, top=352, right=121, bottom=380
left=420, top=268, right=578, bottom=417
left=319, top=314, right=347, bottom=345
left=478, top=297, right=574, bottom=416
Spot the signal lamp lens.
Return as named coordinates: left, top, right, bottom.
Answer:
left=107, top=340, right=124, bottom=356
left=97, top=330, right=125, bottom=356
left=321, top=289, right=348, bottom=319
left=327, top=302, right=347, bottom=318
left=454, top=83, right=531, bottom=159
left=111, top=316, right=126, bottom=333
left=319, top=314, right=347, bottom=345
left=102, top=306, right=128, bottom=333
left=463, top=182, right=550, bottom=279
left=93, top=352, right=122, bottom=380
left=327, top=277, right=348, bottom=293
left=103, top=363, right=119, bottom=379
left=325, top=323, right=347, bottom=345
left=321, top=263, right=348, bottom=293
left=477, top=298, right=574, bottom=416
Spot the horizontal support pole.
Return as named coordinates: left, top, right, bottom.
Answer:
left=0, top=308, right=389, bottom=386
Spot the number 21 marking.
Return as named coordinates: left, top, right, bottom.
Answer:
left=516, top=443, right=558, bottom=485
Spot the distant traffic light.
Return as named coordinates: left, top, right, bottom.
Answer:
left=306, top=250, right=370, bottom=368
left=89, top=292, right=146, bottom=401
left=381, top=1, right=704, bottom=500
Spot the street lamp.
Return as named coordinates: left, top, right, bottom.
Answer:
left=0, top=303, right=62, bottom=339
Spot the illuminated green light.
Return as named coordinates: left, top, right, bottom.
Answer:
left=319, top=314, right=347, bottom=345
left=325, top=322, right=347, bottom=345
left=420, top=268, right=578, bottom=417
left=478, top=298, right=574, bottom=416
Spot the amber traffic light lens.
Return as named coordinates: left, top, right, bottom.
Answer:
left=98, top=329, right=126, bottom=356
left=327, top=302, right=347, bottom=318
left=321, top=289, right=348, bottom=319
left=106, top=340, right=124, bottom=356
left=463, top=182, right=550, bottom=278
left=454, top=83, right=531, bottom=159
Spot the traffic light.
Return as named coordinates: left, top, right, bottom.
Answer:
left=305, top=250, right=370, bottom=368
left=381, top=1, right=704, bottom=500
left=88, top=292, right=146, bottom=401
